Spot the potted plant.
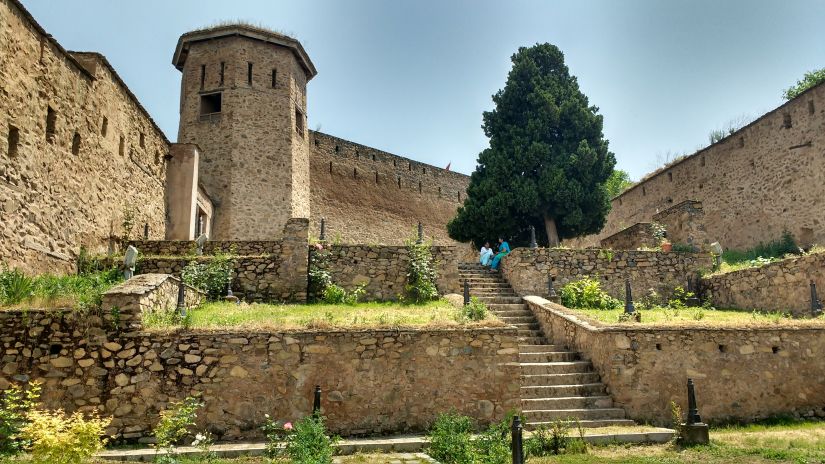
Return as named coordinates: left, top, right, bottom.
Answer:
left=661, top=239, right=672, bottom=252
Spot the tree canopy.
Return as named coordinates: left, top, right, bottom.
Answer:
left=783, top=68, right=825, bottom=100
left=447, top=43, right=616, bottom=247
left=605, top=170, right=634, bottom=199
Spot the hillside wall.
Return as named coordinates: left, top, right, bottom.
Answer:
left=525, top=296, right=825, bottom=425
left=571, top=83, right=825, bottom=251
left=309, top=131, right=469, bottom=245
left=0, top=0, right=168, bottom=274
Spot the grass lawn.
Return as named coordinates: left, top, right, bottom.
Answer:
left=0, top=268, right=122, bottom=312
left=567, top=306, right=825, bottom=327
left=144, top=299, right=502, bottom=331
left=536, top=420, right=825, bottom=464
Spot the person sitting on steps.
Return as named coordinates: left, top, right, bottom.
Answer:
left=490, top=237, right=510, bottom=272
left=479, top=241, right=494, bottom=267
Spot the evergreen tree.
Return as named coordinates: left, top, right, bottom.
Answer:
left=448, top=44, right=616, bottom=246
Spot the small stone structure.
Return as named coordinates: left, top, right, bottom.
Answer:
left=501, top=248, right=713, bottom=300
left=702, top=251, right=825, bottom=316
left=600, top=223, right=659, bottom=250
left=598, top=200, right=708, bottom=251
left=0, top=274, right=520, bottom=441
left=524, top=296, right=825, bottom=424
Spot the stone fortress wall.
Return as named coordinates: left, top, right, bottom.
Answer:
left=309, top=131, right=469, bottom=245
left=572, top=82, right=825, bottom=251
left=0, top=0, right=169, bottom=274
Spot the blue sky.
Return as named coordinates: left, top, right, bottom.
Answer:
left=23, top=0, right=825, bottom=179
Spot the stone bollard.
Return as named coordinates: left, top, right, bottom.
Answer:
left=681, top=378, right=710, bottom=445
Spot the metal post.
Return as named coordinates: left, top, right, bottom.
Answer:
left=319, top=218, right=326, bottom=242
left=176, top=281, right=186, bottom=316
left=143, top=223, right=149, bottom=240
left=529, top=225, right=538, bottom=249
left=686, top=378, right=701, bottom=425
left=416, top=222, right=423, bottom=244
left=511, top=415, right=524, bottom=464
left=811, top=280, right=823, bottom=317
left=463, top=281, right=470, bottom=306
left=313, top=385, right=322, bottom=416
left=624, top=278, right=635, bottom=314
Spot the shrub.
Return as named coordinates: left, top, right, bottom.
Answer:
left=0, top=381, right=41, bottom=455
left=560, top=278, right=621, bottom=310
left=461, top=297, right=488, bottom=322
left=321, top=284, right=365, bottom=305
left=265, top=415, right=336, bottom=464
left=308, top=244, right=333, bottom=302
left=21, top=409, right=110, bottom=464
left=722, top=231, right=800, bottom=265
left=525, top=419, right=587, bottom=457
left=0, top=266, right=34, bottom=305
left=406, top=239, right=439, bottom=303
left=427, top=412, right=474, bottom=463
left=472, top=413, right=515, bottom=464
left=783, top=67, right=825, bottom=100
left=181, top=254, right=234, bottom=300
left=153, top=396, right=203, bottom=463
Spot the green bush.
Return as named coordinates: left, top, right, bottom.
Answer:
left=265, top=415, right=337, bottom=464
left=461, top=297, right=488, bottom=322
left=180, top=254, right=234, bottom=300
left=560, top=277, right=621, bottom=310
left=321, top=284, right=365, bottom=305
left=0, top=266, right=34, bottom=305
left=405, top=239, right=439, bottom=303
left=308, top=244, right=333, bottom=302
left=0, top=381, right=41, bottom=455
left=525, top=420, right=587, bottom=457
left=22, top=409, right=110, bottom=464
left=427, top=412, right=474, bottom=463
left=153, top=396, right=203, bottom=463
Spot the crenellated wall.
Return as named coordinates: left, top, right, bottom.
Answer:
left=570, top=82, right=825, bottom=251
left=309, top=131, right=469, bottom=246
left=1, top=0, right=169, bottom=274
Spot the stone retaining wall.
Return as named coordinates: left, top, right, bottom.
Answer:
left=600, top=223, right=658, bottom=250
left=524, top=296, right=825, bottom=425
left=702, top=252, right=825, bottom=316
left=501, top=248, right=713, bottom=300
left=127, top=240, right=283, bottom=257
left=316, top=245, right=462, bottom=301
left=0, top=305, right=520, bottom=441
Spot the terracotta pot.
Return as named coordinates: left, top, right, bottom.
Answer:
left=661, top=242, right=672, bottom=252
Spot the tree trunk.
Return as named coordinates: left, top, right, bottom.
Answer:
left=543, top=213, right=560, bottom=247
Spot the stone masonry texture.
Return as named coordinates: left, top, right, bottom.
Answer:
left=501, top=247, right=713, bottom=301
left=525, top=296, right=825, bottom=425
left=1, top=0, right=168, bottom=274
left=571, top=82, right=825, bottom=251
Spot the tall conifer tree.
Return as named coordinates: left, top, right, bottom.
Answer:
left=448, top=44, right=616, bottom=246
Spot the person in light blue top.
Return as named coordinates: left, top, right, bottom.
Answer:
left=479, top=242, right=494, bottom=266
left=490, top=238, right=510, bottom=271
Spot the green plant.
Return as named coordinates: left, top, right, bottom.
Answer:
left=180, top=254, right=234, bottom=300
left=670, top=401, right=684, bottom=444
left=308, top=244, right=333, bottom=302
left=75, top=246, right=105, bottom=275
left=405, top=238, right=438, bottom=303
left=669, top=286, right=694, bottom=309
left=672, top=243, right=698, bottom=253
left=472, top=413, right=515, bottom=464
left=21, top=409, right=110, bottom=464
left=651, top=222, right=666, bottom=244
left=153, top=396, right=203, bottom=463
left=722, top=231, right=800, bottom=265
left=265, top=415, right=337, bottom=464
left=0, top=266, right=34, bottom=305
left=597, top=249, right=615, bottom=261
left=692, top=309, right=706, bottom=321
left=427, top=412, right=474, bottom=463
left=560, top=277, right=621, bottom=310
left=0, top=381, right=41, bottom=455
left=784, top=67, right=825, bottom=100
left=461, top=297, right=488, bottom=322
left=617, top=311, right=642, bottom=323
left=525, top=419, right=587, bottom=457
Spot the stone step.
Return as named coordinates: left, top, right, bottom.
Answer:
left=519, top=361, right=593, bottom=375
left=521, top=372, right=601, bottom=386
left=521, top=383, right=607, bottom=399
left=511, top=322, right=541, bottom=330
left=487, top=303, right=528, bottom=310
left=518, top=336, right=549, bottom=345
left=522, top=396, right=614, bottom=410
left=471, top=291, right=518, bottom=297
left=519, top=351, right=578, bottom=363
left=499, top=316, right=536, bottom=324
left=518, top=344, right=566, bottom=353
left=476, top=296, right=522, bottom=304
left=522, top=408, right=627, bottom=422
left=525, top=419, right=636, bottom=430
left=493, top=312, right=534, bottom=320
left=517, top=329, right=544, bottom=338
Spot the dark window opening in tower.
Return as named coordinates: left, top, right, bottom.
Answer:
left=200, top=93, right=222, bottom=115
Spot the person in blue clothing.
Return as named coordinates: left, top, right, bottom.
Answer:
left=490, top=237, right=510, bottom=272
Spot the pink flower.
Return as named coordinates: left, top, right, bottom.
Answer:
left=314, top=243, right=324, bottom=251
left=283, top=422, right=293, bottom=431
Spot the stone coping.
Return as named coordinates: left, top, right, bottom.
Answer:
left=102, top=274, right=187, bottom=296
left=523, top=296, right=825, bottom=333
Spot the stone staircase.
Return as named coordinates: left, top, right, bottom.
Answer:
left=458, top=263, right=634, bottom=429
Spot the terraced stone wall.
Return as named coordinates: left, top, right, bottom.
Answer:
left=501, top=248, right=713, bottom=300
left=0, top=284, right=520, bottom=441
left=524, top=296, right=825, bottom=425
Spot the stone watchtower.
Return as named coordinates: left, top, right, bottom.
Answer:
left=173, top=25, right=317, bottom=240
